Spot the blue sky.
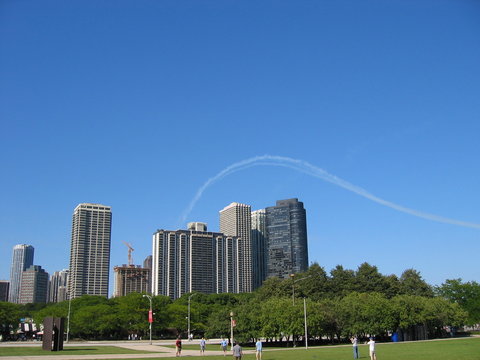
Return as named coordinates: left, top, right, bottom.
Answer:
left=1, top=0, right=479, bottom=294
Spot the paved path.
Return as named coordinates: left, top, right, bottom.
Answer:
left=0, top=340, right=257, bottom=360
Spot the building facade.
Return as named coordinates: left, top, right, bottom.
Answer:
left=68, top=203, right=112, bottom=298
left=265, top=198, right=308, bottom=279
left=251, top=209, right=267, bottom=289
left=48, top=269, right=69, bottom=303
left=0, top=281, right=9, bottom=302
left=19, top=265, right=49, bottom=304
left=219, top=202, right=252, bottom=292
left=8, top=244, right=34, bottom=303
left=152, top=227, right=240, bottom=299
left=113, top=265, right=150, bottom=297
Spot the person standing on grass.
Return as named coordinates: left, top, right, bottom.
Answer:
left=232, top=342, right=242, bottom=360
left=351, top=336, right=359, bottom=359
left=221, top=338, right=228, bottom=356
left=255, top=339, right=263, bottom=360
left=175, top=336, right=182, bottom=357
left=367, top=337, right=377, bottom=360
left=200, top=337, right=206, bottom=355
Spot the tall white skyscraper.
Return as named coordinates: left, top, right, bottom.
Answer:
left=68, top=203, right=112, bottom=298
left=152, top=226, right=240, bottom=299
left=219, top=202, right=252, bottom=293
left=8, top=244, right=34, bottom=303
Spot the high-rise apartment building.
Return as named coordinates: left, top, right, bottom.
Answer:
left=0, top=281, right=9, bottom=302
left=265, top=198, right=308, bottom=279
left=113, top=265, right=150, bottom=297
left=219, top=202, right=252, bottom=293
left=68, top=203, right=112, bottom=298
left=48, top=269, right=69, bottom=303
left=19, top=265, right=49, bottom=304
left=251, top=209, right=267, bottom=289
left=152, top=227, right=240, bottom=299
left=143, top=255, right=153, bottom=294
left=8, top=244, right=34, bottom=303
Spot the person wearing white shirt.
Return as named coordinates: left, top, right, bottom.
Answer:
left=351, top=336, right=359, bottom=359
left=255, top=339, right=263, bottom=360
left=367, top=337, right=377, bottom=360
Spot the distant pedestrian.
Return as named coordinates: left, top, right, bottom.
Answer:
left=232, top=342, right=242, bottom=360
left=221, top=338, right=228, bottom=356
left=200, top=337, right=206, bottom=355
left=351, top=336, right=359, bottom=359
left=367, top=337, right=377, bottom=360
left=175, top=336, right=182, bottom=357
left=255, top=339, right=262, bottom=360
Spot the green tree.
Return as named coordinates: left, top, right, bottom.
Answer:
left=399, top=269, right=434, bottom=297
left=0, top=302, right=22, bottom=340
left=329, top=265, right=356, bottom=298
left=436, top=279, right=480, bottom=325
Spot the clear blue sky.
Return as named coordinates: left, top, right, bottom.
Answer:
left=1, top=0, right=479, bottom=294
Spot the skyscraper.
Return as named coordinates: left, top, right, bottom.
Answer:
left=19, top=265, right=49, bottom=304
left=251, top=209, right=267, bottom=289
left=265, top=198, right=308, bottom=279
left=152, top=226, right=240, bottom=299
left=48, top=269, right=69, bottom=303
left=219, top=202, right=252, bottom=293
left=0, top=281, right=9, bottom=302
left=113, top=265, right=150, bottom=297
left=68, top=203, right=112, bottom=298
left=8, top=244, right=34, bottom=303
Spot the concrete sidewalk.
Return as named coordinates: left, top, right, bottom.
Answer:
left=0, top=341, right=257, bottom=360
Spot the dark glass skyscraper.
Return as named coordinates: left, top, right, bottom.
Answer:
left=265, top=198, right=308, bottom=279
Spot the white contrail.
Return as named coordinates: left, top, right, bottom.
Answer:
left=180, top=155, right=480, bottom=229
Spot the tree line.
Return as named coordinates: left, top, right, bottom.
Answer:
left=0, top=262, right=478, bottom=342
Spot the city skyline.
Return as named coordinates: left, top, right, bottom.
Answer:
left=1, top=1, right=479, bottom=291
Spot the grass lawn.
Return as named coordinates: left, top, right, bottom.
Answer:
left=0, top=345, right=160, bottom=356
left=116, top=338, right=480, bottom=360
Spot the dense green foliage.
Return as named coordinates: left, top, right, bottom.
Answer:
left=435, top=279, right=480, bottom=325
left=0, top=263, right=473, bottom=342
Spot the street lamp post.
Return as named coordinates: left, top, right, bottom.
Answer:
left=230, top=311, right=234, bottom=350
left=304, top=297, right=308, bottom=350
left=143, top=294, right=153, bottom=345
left=66, top=293, right=72, bottom=343
left=187, top=293, right=197, bottom=341
left=289, top=274, right=312, bottom=347
left=290, top=274, right=296, bottom=305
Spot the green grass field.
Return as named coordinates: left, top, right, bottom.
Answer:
left=0, top=338, right=478, bottom=359
left=0, top=345, right=159, bottom=356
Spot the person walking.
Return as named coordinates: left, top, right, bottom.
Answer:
left=367, top=337, right=377, bottom=360
left=232, top=342, right=242, bottom=360
left=255, top=339, right=263, bottom=360
left=175, top=336, right=182, bottom=357
left=351, top=336, right=359, bottom=359
left=200, top=337, right=206, bottom=355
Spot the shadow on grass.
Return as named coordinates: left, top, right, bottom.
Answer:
left=61, top=348, right=98, bottom=352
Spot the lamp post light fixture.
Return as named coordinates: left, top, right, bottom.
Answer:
left=187, top=293, right=197, bottom=341
left=290, top=274, right=296, bottom=305
left=66, top=292, right=72, bottom=343
left=230, top=311, right=234, bottom=350
left=304, top=297, right=308, bottom=350
left=143, top=294, right=153, bottom=345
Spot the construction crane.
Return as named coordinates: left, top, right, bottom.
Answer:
left=122, top=241, right=134, bottom=266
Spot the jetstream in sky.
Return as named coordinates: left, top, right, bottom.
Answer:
left=180, top=155, right=480, bottom=229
